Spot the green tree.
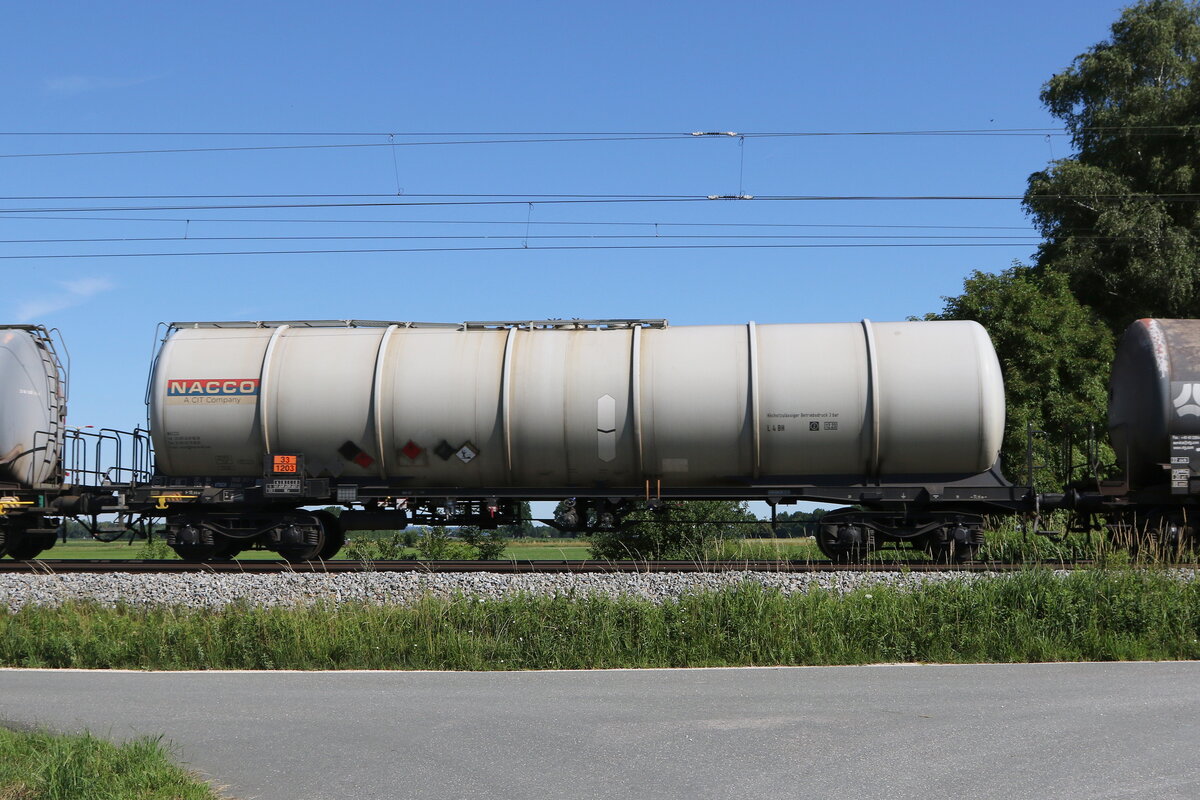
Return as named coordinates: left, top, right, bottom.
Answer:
left=588, top=500, right=757, bottom=560
left=414, top=527, right=474, bottom=560
left=1024, top=0, right=1200, bottom=330
left=497, top=500, right=536, bottom=538
left=456, top=526, right=510, bottom=560
left=772, top=508, right=828, bottom=538
left=925, top=265, right=1115, bottom=487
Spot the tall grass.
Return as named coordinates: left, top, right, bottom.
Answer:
left=978, top=514, right=1200, bottom=565
left=3, top=569, right=1199, bottom=670
left=977, top=515, right=1106, bottom=562
left=0, top=728, right=222, bottom=800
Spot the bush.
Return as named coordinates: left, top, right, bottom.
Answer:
left=414, top=528, right=475, bottom=560
left=457, top=527, right=510, bottom=560
left=588, top=500, right=758, bottom=560
left=137, top=537, right=174, bottom=560
left=344, top=533, right=413, bottom=561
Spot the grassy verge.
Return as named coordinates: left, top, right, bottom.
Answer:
left=3, top=569, right=1199, bottom=670
left=0, top=728, right=223, bottom=800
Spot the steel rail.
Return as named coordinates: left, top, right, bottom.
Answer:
left=0, top=559, right=1115, bottom=574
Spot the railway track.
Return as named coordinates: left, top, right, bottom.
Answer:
left=0, top=559, right=1117, bottom=574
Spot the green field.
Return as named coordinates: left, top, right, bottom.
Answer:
left=32, top=536, right=815, bottom=562
left=26, top=520, right=1129, bottom=563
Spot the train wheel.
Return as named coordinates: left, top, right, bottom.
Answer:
left=314, top=511, right=345, bottom=560
left=6, top=544, right=41, bottom=560
left=171, top=538, right=244, bottom=561
left=167, top=523, right=242, bottom=562
left=1111, top=511, right=1192, bottom=560
left=6, top=536, right=54, bottom=560
left=169, top=543, right=216, bottom=561
left=815, top=523, right=872, bottom=563
left=277, top=516, right=328, bottom=563
left=211, top=538, right=249, bottom=561
left=929, top=524, right=980, bottom=564
left=929, top=539, right=980, bottom=565
left=4, top=526, right=56, bottom=560
left=1147, top=510, right=1195, bottom=560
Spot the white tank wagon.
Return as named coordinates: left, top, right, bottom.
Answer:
left=150, top=319, right=1004, bottom=484
left=0, top=325, right=69, bottom=559
left=0, top=326, right=65, bottom=488
left=145, top=319, right=1019, bottom=562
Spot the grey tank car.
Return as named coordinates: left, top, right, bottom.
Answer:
left=149, top=319, right=1005, bottom=486
left=1051, top=318, right=1200, bottom=550
left=0, top=326, right=67, bottom=558
left=1109, top=318, right=1200, bottom=489
left=0, top=326, right=64, bottom=488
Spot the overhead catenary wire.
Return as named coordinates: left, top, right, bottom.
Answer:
left=0, top=125, right=1194, bottom=159
left=0, top=126, right=1165, bottom=268
left=0, top=194, right=1194, bottom=215
left=0, top=125, right=1196, bottom=136
left=0, top=192, right=705, bottom=200
left=0, top=215, right=1039, bottom=230
left=0, top=234, right=1054, bottom=244
left=0, top=135, right=697, bottom=159
left=0, top=242, right=1050, bottom=260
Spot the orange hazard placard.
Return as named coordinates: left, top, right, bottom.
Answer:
left=272, top=455, right=299, bottom=473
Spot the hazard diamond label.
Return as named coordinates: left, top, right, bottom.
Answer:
left=401, top=440, right=423, bottom=460
left=455, top=442, right=479, bottom=463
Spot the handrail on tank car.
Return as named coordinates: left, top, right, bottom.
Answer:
left=36, top=326, right=69, bottom=402
left=164, top=319, right=670, bottom=331
left=62, top=426, right=153, bottom=488
left=101, top=426, right=153, bottom=486
left=462, top=319, right=668, bottom=330
left=167, top=319, right=460, bottom=330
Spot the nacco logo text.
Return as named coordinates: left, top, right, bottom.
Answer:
left=167, top=379, right=260, bottom=396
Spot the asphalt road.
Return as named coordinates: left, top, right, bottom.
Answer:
left=2, top=663, right=1199, bottom=799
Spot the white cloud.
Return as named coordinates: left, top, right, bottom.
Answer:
left=61, top=277, right=114, bottom=297
left=43, top=75, right=153, bottom=94
left=14, top=277, right=115, bottom=323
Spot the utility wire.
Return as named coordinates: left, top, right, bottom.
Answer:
left=0, top=125, right=1195, bottom=136
left=0, top=242, right=1050, bottom=260
left=0, top=126, right=1195, bottom=159
left=0, top=135, right=696, bottom=159
left=0, top=215, right=1037, bottom=230
left=0, top=194, right=1194, bottom=214
left=0, top=234, right=1052, bottom=244
left=0, top=192, right=700, bottom=200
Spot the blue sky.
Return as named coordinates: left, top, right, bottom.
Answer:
left=3, top=0, right=1124, bottom=436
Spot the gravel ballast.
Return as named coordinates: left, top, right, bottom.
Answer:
left=0, top=569, right=1051, bottom=611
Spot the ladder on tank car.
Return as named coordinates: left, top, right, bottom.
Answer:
left=31, top=326, right=67, bottom=488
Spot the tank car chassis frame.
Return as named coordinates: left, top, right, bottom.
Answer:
left=0, top=419, right=1038, bottom=563
left=102, top=459, right=1033, bottom=562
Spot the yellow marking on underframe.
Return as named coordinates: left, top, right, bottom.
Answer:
left=0, top=499, right=33, bottom=516
left=153, top=494, right=196, bottom=510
